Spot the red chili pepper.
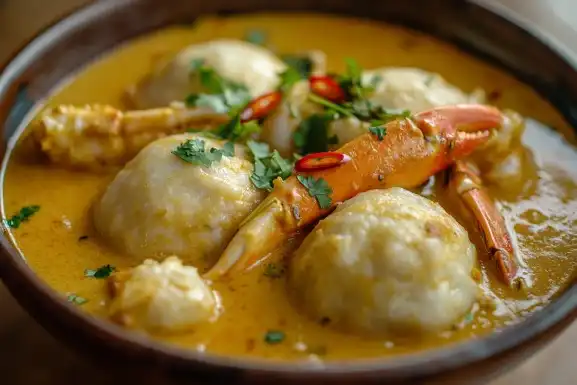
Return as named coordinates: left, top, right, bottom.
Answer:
left=309, top=75, right=346, bottom=103
left=240, top=91, right=282, bottom=122
left=294, top=151, right=351, bottom=172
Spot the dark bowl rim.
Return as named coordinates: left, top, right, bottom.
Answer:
left=0, top=0, right=576, bottom=379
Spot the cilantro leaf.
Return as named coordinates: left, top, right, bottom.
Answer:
left=222, top=141, right=235, bottom=157
left=4, top=205, right=40, bottom=229
left=297, top=175, right=333, bottom=209
left=84, top=264, right=116, bottom=279
left=281, top=54, right=313, bottom=78
left=344, top=57, right=362, bottom=83
left=186, top=60, right=251, bottom=114
left=247, top=140, right=293, bottom=191
left=278, top=67, right=304, bottom=94
left=67, top=293, right=88, bottom=305
left=186, top=93, right=228, bottom=113
left=247, top=140, right=270, bottom=159
left=189, top=58, right=205, bottom=72
left=270, top=151, right=293, bottom=179
left=172, top=138, right=233, bottom=167
left=245, top=29, right=267, bottom=46
left=214, top=115, right=261, bottom=142
left=369, top=126, right=387, bottom=141
left=264, top=330, right=285, bottom=344
left=335, top=57, right=366, bottom=101
left=293, top=114, right=338, bottom=155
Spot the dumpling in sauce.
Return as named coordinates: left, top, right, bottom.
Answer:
left=93, top=133, right=265, bottom=266
left=289, top=187, right=478, bottom=335
left=329, top=68, right=486, bottom=146
left=362, top=67, right=485, bottom=111
left=109, top=256, right=219, bottom=333
left=128, top=39, right=287, bottom=109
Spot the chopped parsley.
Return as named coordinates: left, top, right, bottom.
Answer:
left=263, top=263, right=285, bottom=278
left=245, top=29, right=267, bottom=46
left=280, top=54, right=314, bottom=78
left=247, top=140, right=293, bottom=191
left=278, top=67, right=304, bottom=94
left=464, top=312, right=474, bottom=323
left=67, top=293, right=88, bottom=305
left=369, top=126, right=387, bottom=141
left=293, top=114, right=338, bottom=155
left=213, top=114, right=261, bottom=142
left=84, top=264, right=116, bottom=279
left=336, top=57, right=367, bottom=101
left=185, top=93, right=228, bottom=114
left=172, top=138, right=234, bottom=167
left=301, top=58, right=414, bottom=126
left=186, top=59, right=251, bottom=114
left=297, top=175, right=333, bottom=209
left=4, top=205, right=40, bottom=229
left=307, top=93, right=354, bottom=118
left=264, top=330, right=285, bottom=344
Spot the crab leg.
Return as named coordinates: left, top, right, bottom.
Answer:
left=32, top=103, right=228, bottom=170
left=204, top=104, right=502, bottom=279
left=448, top=161, right=522, bottom=287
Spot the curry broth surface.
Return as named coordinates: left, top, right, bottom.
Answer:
left=3, top=14, right=577, bottom=361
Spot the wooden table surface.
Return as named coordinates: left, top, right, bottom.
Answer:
left=0, top=1, right=576, bottom=384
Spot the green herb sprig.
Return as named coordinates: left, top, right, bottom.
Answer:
left=186, top=59, right=251, bottom=114
left=84, top=264, right=116, bottom=279
left=293, top=114, right=338, bottom=155
left=247, top=140, right=293, bottom=191
left=297, top=175, right=333, bottom=209
left=4, top=205, right=40, bottom=229
left=172, top=138, right=235, bottom=167
left=264, top=330, right=285, bottom=344
left=67, top=293, right=88, bottom=305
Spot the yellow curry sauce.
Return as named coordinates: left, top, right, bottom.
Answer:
left=2, top=14, right=577, bottom=361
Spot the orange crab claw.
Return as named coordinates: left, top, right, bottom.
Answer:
left=205, top=104, right=503, bottom=279
left=448, top=161, right=523, bottom=288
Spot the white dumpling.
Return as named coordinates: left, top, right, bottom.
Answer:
left=289, top=188, right=478, bottom=335
left=109, top=256, right=219, bottom=333
left=129, top=39, right=287, bottom=109
left=329, top=68, right=485, bottom=147
left=362, top=67, right=485, bottom=112
left=93, top=133, right=266, bottom=267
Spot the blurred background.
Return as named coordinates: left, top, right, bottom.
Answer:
left=0, top=0, right=576, bottom=384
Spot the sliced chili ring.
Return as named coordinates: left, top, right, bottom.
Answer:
left=309, top=75, right=346, bottom=103
left=240, top=91, right=282, bottom=122
left=295, top=151, right=351, bottom=172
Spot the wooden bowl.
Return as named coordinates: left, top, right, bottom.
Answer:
left=0, top=1, right=576, bottom=384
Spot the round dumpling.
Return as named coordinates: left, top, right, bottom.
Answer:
left=129, top=39, right=287, bottom=109
left=108, top=256, right=219, bottom=333
left=289, top=187, right=478, bottom=335
left=362, top=67, right=485, bottom=112
left=93, top=133, right=266, bottom=267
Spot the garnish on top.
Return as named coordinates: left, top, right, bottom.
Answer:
left=247, top=140, right=293, bottom=191
left=186, top=59, right=251, bottom=114
left=290, top=58, right=412, bottom=157
left=67, top=293, right=88, bottom=305
left=4, top=205, right=40, bottom=229
left=297, top=175, right=333, bottom=210
left=85, top=264, right=116, bottom=279
left=172, top=138, right=235, bottom=167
